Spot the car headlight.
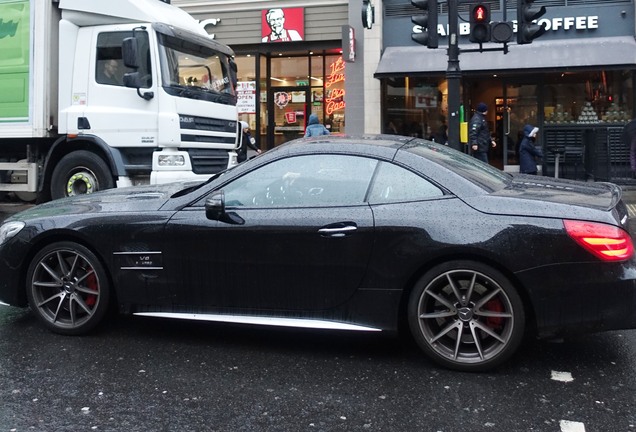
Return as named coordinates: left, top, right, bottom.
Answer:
left=0, top=221, right=25, bottom=245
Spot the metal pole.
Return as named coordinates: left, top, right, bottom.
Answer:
left=446, top=0, right=462, bottom=152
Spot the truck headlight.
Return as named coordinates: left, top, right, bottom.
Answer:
left=0, top=221, right=25, bottom=245
left=158, top=154, right=186, bottom=167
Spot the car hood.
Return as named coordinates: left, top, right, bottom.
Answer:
left=462, top=176, right=624, bottom=221
left=10, top=182, right=195, bottom=220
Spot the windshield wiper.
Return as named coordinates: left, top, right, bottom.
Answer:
left=167, top=84, right=234, bottom=104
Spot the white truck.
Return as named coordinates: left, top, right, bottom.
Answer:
left=0, top=0, right=240, bottom=202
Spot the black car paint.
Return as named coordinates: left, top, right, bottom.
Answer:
left=1, top=136, right=635, bottom=340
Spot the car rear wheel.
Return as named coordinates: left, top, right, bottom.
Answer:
left=26, top=242, right=110, bottom=335
left=408, top=260, right=525, bottom=372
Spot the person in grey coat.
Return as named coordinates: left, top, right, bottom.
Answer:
left=304, top=113, right=330, bottom=137
left=519, top=124, right=543, bottom=175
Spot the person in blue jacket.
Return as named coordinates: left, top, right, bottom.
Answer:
left=519, top=124, right=543, bottom=175
left=304, top=113, right=330, bottom=137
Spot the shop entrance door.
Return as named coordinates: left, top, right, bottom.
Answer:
left=499, top=81, right=540, bottom=172
left=271, top=87, right=310, bottom=147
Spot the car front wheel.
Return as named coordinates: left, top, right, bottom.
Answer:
left=26, top=242, right=110, bottom=335
left=408, top=260, right=525, bottom=372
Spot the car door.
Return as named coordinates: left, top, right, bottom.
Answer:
left=163, top=154, right=377, bottom=311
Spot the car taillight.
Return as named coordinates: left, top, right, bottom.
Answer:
left=564, top=220, right=634, bottom=262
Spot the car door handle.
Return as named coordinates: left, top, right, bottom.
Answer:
left=318, top=224, right=357, bottom=238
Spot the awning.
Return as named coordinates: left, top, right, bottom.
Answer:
left=374, top=36, right=636, bottom=77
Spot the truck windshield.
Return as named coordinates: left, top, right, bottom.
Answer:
left=157, top=32, right=236, bottom=102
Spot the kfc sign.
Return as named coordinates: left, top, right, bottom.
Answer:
left=262, top=8, right=304, bottom=42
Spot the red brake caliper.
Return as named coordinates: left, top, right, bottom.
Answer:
left=85, top=271, right=98, bottom=307
left=485, top=298, right=504, bottom=329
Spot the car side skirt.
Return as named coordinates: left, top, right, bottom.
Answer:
left=133, top=312, right=383, bottom=332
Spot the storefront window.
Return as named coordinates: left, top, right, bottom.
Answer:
left=383, top=77, right=447, bottom=143
left=270, top=56, right=308, bottom=87
left=324, top=55, right=345, bottom=134
left=544, top=70, right=633, bottom=125
left=235, top=55, right=257, bottom=132
left=308, top=55, right=324, bottom=128
left=233, top=51, right=347, bottom=150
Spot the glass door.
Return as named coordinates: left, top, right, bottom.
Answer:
left=501, top=81, right=540, bottom=170
left=271, top=86, right=310, bottom=147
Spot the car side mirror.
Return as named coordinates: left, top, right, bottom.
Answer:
left=205, top=190, right=225, bottom=220
left=205, top=190, right=244, bottom=225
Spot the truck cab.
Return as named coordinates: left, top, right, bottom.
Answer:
left=0, top=0, right=239, bottom=201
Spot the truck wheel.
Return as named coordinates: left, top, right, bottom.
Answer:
left=51, top=151, right=114, bottom=199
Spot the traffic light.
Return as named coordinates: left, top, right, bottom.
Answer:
left=517, top=0, right=547, bottom=44
left=490, top=21, right=514, bottom=43
left=411, top=0, right=438, bottom=49
left=469, top=3, right=491, bottom=44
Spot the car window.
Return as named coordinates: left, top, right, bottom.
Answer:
left=223, top=154, right=378, bottom=207
left=368, top=161, right=444, bottom=203
left=404, top=139, right=510, bottom=192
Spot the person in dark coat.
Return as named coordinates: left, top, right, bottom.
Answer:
left=469, top=102, right=496, bottom=163
left=519, top=124, right=543, bottom=175
left=238, top=121, right=261, bottom=163
left=304, top=113, right=330, bottom=137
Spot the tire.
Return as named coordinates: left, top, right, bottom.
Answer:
left=26, top=242, right=110, bottom=335
left=408, top=260, right=525, bottom=372
left=51, top=151, right=114, bottom=200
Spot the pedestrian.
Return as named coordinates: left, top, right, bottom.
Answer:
left=434, top=124, right=448, bottom=145
left=469, top=102, right=497, bottom=163
left=519, top=124, right=543, bottom=175
left=304, top=113, right=330, bottom=137
left=238, top=121, right=261, bottom=163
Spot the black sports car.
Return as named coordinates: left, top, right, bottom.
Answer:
left=1, top=135, right=635, bottom=372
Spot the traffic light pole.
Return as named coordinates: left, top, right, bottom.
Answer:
left=447, top=0, right=462, bottom=152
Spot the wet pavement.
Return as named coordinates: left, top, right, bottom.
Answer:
left=1, top=189, right=636, bottom=431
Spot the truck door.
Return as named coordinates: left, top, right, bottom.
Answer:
left=83, top=27, right=159, bottom=155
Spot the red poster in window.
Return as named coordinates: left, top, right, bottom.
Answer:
left=262, top=8, right=304, bottom=42
left=285, top=111, right=297, bottom=124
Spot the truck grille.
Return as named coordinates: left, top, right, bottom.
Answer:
left=179, top=114, right=237, bottom=145
left=187, top=149, right=230, bottom=175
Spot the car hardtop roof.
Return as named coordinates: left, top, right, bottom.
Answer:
left=280, top=134, right=418, bottom=153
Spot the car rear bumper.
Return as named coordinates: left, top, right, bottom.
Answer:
left=516, top=260, right=636, bottom=338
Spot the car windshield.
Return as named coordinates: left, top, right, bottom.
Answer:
left=404, top=139, right=512, bottom=192
left=157, top=33, right=235, bottom=98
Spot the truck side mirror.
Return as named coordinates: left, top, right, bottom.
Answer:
left=123, top=72, right=154, bottom=100
left=123, top=72, right=142, bottom=88
left=229, top=59, right=238, bottom=89
left=122, top=37, right=139, bottom=69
